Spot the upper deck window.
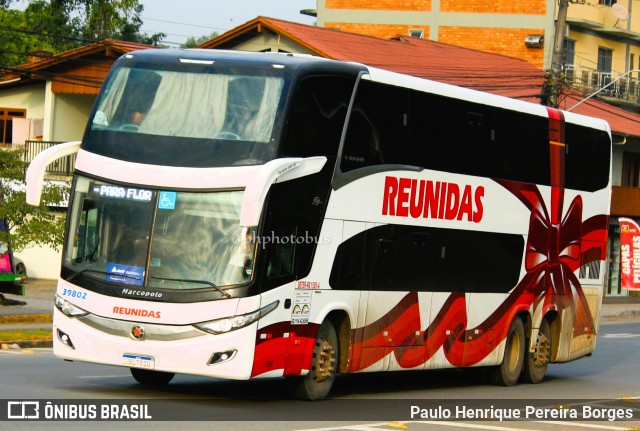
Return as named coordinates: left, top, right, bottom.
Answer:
left=84, top=61, right=287, bottom=167
left=93, top=67, right=283, bottom=143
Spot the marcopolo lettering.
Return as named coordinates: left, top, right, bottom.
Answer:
left=382, top=175, right=484, bottom=223
left=121, top=288, right=163, bottom=299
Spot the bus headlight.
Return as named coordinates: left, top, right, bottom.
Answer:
left=55, top=294, right=89, bottom=318
left=194, top=300, right=279, bottom=335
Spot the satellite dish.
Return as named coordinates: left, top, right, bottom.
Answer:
left=612, top=4, right=629, bottom=21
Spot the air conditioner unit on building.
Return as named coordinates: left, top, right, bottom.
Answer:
left=525, top=35, right=544, bottom=48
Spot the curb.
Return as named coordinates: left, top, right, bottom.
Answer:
left=1, top=339, right=53, bottom=349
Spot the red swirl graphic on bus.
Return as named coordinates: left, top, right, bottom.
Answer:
left=251, top=181, right=608, bottom=376
left=347, top=181, right=608, bottom=371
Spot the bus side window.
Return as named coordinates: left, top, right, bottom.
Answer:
left=407, top=90, right=454, bottom=172
left=341, top=81, right=409, bottom=172
left=341, top=107, right=382, bottom=171
left=329, top=230, right=365, bottom=290
left=564, top=124, right=610, bottom=192
left=280, top=75, right=354, bottom=158
left=452, top=102, right=496, bottom=177
left=265, top=226, right=295, bottom=280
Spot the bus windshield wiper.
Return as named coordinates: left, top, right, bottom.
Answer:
left=150, top=276, right=232, bottom=299
left=66, top=268, right=141, bottom=283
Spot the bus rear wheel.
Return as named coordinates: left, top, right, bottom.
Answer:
left=487, top=316, right=525, bottom=386
left=130, top=368, right=175, bottom=386
left=521, top=318, right=552, bottom=384
left=286, top=319, right=338, bottom=401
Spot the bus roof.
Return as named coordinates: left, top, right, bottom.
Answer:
left=118, top=48, right=367, bottom=76
left=119, top=48, right=609, bottom=134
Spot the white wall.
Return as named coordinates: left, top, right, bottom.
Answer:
left=14, top=245, right=61, bottom=280
left=0, top=83, right=46, bottom=118
left=51, top=93, right=96, bottom=142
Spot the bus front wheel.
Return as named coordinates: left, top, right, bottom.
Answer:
left=521, top=318, right=552, bottom=384
left=487, top=316, right=525, bottom=386
left=286, top=319, right=338, bottom=401
left=130, top=368, right=175, bottom=386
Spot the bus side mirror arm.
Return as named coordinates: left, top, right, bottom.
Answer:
left=240, top=156, right=327, bottom=226
left=25, top=141, right=81, bottom=206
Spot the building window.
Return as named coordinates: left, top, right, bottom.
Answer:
left=408, top=29, right=424, bottom=39
left=597, top=47, right=613, bottom=73
left=597, top=47, right=613, bottom=90
left=599, top=0, right=617, bottom=5
left=0, top=108, right=27, bottom=147
left=563, top=38, right=575, bottom=81
left=621, top=152, right=640, bottom=187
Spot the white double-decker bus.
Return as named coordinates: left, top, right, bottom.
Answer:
left=27, top=49, right=611, bottom=400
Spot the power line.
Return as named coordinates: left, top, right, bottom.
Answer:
left=0, top=25, right=96, bottom=45
left=142, top=17, right=224, bottom=32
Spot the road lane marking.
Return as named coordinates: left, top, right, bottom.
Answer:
left=535, top=421, right=634, bottom=430
left=292, top=424, right=390, bottom=431
left=413, top=421, right=540, bottom=430
left=294, top=422, right=541, bottom=431
left=601, top=333, right=640, bottom=338
left=77, top=375, right=129, bottom=379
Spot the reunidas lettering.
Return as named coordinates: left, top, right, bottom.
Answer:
left=382, top=175, right=484, bottom=223
left=113, top=306, right=161, bottom=319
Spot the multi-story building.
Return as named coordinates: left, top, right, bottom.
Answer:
left=313, top=0, right=640, bottom=106
left=315, top=0, right=554, bottom=69
left=563, top=0, right=640, bottom=110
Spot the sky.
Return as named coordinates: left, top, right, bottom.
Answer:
left=138, top=0, right=318, bottom=46
left=10, top=0, right=318, bottom=46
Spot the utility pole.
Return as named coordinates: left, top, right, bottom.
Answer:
left=545, top=0, right=570, bottom=108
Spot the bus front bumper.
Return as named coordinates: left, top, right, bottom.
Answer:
left=52, top=308, right=258, bottom=380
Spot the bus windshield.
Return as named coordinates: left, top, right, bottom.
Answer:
left=64, top=175, right=256, bottom=293
left=85, top=62, right=286, bottom=167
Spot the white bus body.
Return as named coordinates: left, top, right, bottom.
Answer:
left=27, top=49, right=611, bottom=400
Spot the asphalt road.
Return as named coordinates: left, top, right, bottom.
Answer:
left=1, top=322, right=639, bottom=431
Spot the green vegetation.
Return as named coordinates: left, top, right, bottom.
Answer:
left=0, top=149, right=68, bottom=252
left=0, top=0, right=165, bottom=70
left=0, top=329, right=52, bottom=342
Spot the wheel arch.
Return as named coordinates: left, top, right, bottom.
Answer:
left=323, top=309, right=351, bottom=373
left=544, top=310, right=561, bottom=362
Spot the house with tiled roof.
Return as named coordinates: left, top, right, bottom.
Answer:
left=0, top=39, right=150, bottom=279
left=0, top=39, right=150, bottom=147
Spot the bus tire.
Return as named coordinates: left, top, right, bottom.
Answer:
left=130, top=368, right=175, bottom=386
left=521, top=318, right=551, bottom=384
left=487, top=316, right=525, bottom=386
left=286, top=319, right=338, bottom=401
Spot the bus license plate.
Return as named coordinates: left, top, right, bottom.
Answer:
left=122, top=353, right=155, bottom=369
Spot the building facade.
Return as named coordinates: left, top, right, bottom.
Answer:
left=0, top=40, right=149, bottom=279
left=315, top=1, right=640, bottom=104
left=315, top=0, right=556, bottom=69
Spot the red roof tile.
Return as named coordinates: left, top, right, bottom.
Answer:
left=202, top=16, right=640, bottom=138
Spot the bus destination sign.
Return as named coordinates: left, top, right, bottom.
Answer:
left=90, top=183, right=153, bottom=202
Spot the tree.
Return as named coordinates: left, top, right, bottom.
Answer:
left=182, top=31, right=219, bottom=49
left=78, top=0, right=164, bottom=45
left=0, top=8, right=59, bottom=70
left=0, top=149, right=68, bottom=252
left=0, top=0, right=164, bottom=71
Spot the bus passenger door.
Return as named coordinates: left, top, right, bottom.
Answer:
left=333, top=221, right=374, bottom=372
